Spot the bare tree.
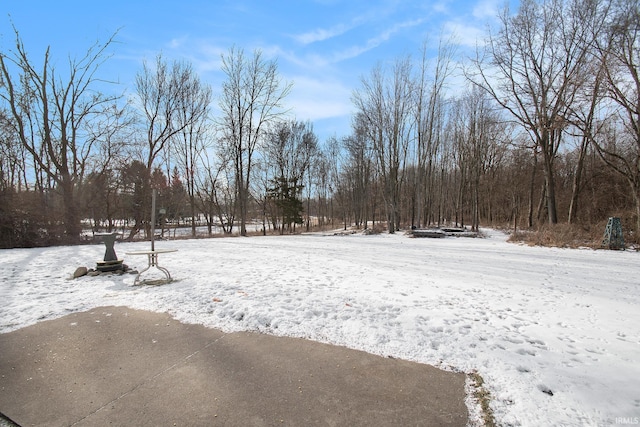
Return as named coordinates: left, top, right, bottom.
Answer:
left=343, top=114, right=375, bottom=229
left=312, top=148, right=332, bottom=229
left=0, top=109, right=26, bottom=191
left=195, top=147, right=236, bottom=235
left=264, top=120, right=317, bottom=232
left=171, top=69, right=212, bottom=237
left=0, top=26, right=118, bottom=242
left=452, top=87, right=508, bottom=231
left=83, top=102, right=136, bottom=232
left=353, top=56, right=414, bottom=233
left=132, top=55, right=205, bottom=238
left=470, top=0, right=600, bottom=225
left=218, top=46, right=291, bottom=236
left=593, top=0, right=640, bottom=232
left=566, top=59, right=607, bottom=224
left=413, top=36, right=457, bottom=228
left=323, top=136, right=346, bottom=229
left=299, top=124, right=319, bottom=232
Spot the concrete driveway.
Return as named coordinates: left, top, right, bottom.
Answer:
left=0, top=306, right=468, bottom=426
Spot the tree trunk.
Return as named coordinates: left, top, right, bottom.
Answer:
left=61, top=174, right=81, bottom=243
left=190, top=194, right=197, bottom=237
left=630, top=181, right=640, bottom=235
left=542, top=148, right=558, bottom=224
left=528, top=150, right=538, bottom=228
left=536, top=183, right=546, bottom=224
left=568, top=136, right=589, bottom=224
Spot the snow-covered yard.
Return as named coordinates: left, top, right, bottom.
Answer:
left=1, top=229, right=638, bottom=426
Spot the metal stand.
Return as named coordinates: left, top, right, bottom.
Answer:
left=602, top=217, right=625, bottom=250
left=127, top=249, right=177, bottom=285
left=125, top=189, right=177, bottom=285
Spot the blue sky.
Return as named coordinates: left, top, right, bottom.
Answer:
left=2, top=0, right=506, bottom=142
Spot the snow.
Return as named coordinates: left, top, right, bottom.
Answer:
left=1, top=229, right=639, bottom=426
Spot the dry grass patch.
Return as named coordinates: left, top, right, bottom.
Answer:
left=468, top=371, right=497, bottom=427
left=508, top=218, right=638, bottom=249
left=509, top=223, right=598, bottom=248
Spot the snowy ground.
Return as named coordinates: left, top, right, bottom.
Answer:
left=1, top=229, right=639, bottom=426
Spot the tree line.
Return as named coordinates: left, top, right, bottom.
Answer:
left=0, top=0, right=638, bottom=248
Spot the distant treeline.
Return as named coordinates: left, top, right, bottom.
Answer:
left=1, top=0, right=638, bottom=248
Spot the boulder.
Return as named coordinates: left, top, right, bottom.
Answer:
left=73, top=266, right=88, bottom=279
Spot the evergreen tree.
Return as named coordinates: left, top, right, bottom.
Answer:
left=268, top=176, right=304, bottom=233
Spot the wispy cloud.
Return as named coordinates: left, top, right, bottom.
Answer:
left=260, top=44, right=328, bottom=70
left=375, top=17, right=425, bottom=44
left=332, top=17, right=425, bottom=62
left=291, top=4, right=393, bottom=46
left=294, top=23, right=352, bottom=45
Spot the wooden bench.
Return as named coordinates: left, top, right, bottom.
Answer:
left=412, top=229, right=446, bottom=238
